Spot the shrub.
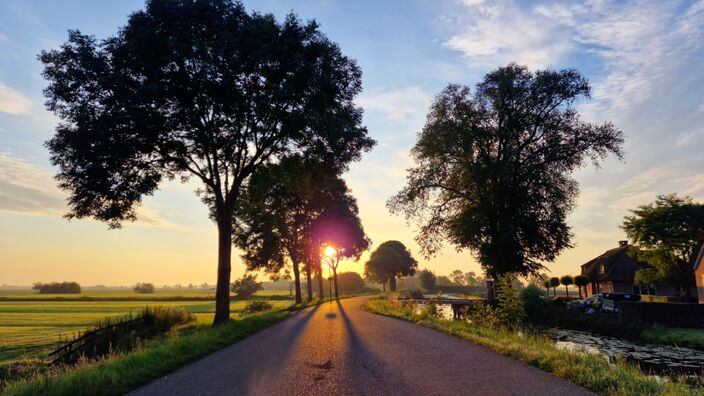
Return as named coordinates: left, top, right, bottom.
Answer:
left=496, top=274, right=525, bottom=329
left=336, top=271, right=366, bottom=293
left=51, top=306, right=194, bottom=365
left=520, top=284, right=547, bottom=321
left=231, top=273, right=262, bottom=299
left=32, top=281, right=81, bottom=294
left=242, top=300, right=273, bottom=315
left=133, top=282, right=155, bottom=294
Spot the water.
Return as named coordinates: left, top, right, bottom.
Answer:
left=545, top=328, right=704, bottom=377
left=414, top=301, right=704, bottom=380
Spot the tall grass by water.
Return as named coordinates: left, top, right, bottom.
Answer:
left=363, top=296, right=703, bottom=396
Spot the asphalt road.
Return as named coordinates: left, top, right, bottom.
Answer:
left=130, top=297, right=593, bottom=396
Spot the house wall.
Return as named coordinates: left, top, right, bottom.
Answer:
left=696, top=257, right=704, bottom=304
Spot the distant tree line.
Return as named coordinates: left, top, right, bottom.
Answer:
left=133, top=283, right=155, bottom=294
left=32, top=282, right=81, bottom=294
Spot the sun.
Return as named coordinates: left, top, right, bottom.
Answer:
left=324, top=245, right=336, bottom=257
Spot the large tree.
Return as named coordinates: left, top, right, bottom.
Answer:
left=388, top=64, right=623, bottom=279
left=622, top=194, right=704, bottom=296
left=363, top=240, right=418, bottom=291
left=234, top=156, right=358, bottom=303
left=40, top=0, right=373, bottom=324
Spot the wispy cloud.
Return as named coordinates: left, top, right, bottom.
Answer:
left=0, top=83, right=31, bottom=115
left=357, top=86, right=431, bottom=123
left=0, top=154, right=192, bottom=232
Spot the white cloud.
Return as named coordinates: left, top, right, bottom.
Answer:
left=0, top=84, right=31, bottom=115
left=357, top=86, right=431, bottom=123
left=444, top=0, right=574, bottom=69
left=0, top=154, right=191, bottom=232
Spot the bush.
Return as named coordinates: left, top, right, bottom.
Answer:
left=51, top=306, right=194, bottom=365
left=520, top=284, right=547, bottom=320
left=242, top=300, right=273, bottom=315
left=496, top=274, right=525, bottom=329
left=32, top=282, right=81, bottom=294
left=133, top=282, right=155, bottom=294
left=231, top=273, right=262, bottom=299
left=336, top=271, right=366, bottom=293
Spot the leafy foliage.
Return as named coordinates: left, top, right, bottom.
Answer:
left=496, top=274, right=525, bottom=329
left=234, top=156, right=361, bottom=303
left=388, top=64, right=623, bottom=277
left=242, top=300, right=273, bottom=315
left=622, top=194, right=704, bottom=294
left=560, top=275, right=574, bottom=297
left=417, top=269, right=437, bottom=292
left=230, top=274, right=262, bottom=300
left=39, top=0, right=373, bottom=324
left=363, top=241, right=418, bottom=291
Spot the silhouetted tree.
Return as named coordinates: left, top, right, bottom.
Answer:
left=231, top=273, right=262, bottom=300
left=234, top=156, right=357, bottom=304
left=574, top=275, right=589, bottom=298
left=32, top=282, right=81, bottom=294
left=388, top=64, right=623, bottom=280
left=364, top=241, right=418, bottom=291
left=40, top=0, right=373, bottom=325
left=622, top=194, right=704, bottom=297
left=310, top=199, right=370, bottom=299
left=133, top=282, right=155, bottom=294
left=560, top=275, right=573, bottom=298
left=549, top=277, right=560, bottom=297
left=418, top=269, right=437, bottom=292
left=542, top=279, right=552, bottom=297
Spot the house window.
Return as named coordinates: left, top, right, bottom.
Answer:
left=598, top=264, right=605, bottom=274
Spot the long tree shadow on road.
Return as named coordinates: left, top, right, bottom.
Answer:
left=335, top=300, right=404, bottom=392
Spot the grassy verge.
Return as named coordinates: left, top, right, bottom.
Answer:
left=362, top=297, right=703, bottom=396
left=642, top=325, right=704, bottom=351
left=2, top=303, right=311, bottom=396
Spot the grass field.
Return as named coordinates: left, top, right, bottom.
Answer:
left=0, top=294, right=292, bottom=367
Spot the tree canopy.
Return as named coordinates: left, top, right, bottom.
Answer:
left=234, top=155, right=360, bottom=303
left=363, top=240, right=418, bottom=291
left=622, top=194, right=704, bottom=295
left=389, top=64, right=623, bottom=278
left=40, top=0, right=373, bottom=324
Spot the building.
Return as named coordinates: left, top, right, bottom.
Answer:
left=580, top=240, right=643, bottom=297
left=694, top=241, right=704, bottom=304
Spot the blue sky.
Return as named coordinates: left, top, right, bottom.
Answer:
left=1, top=0, right=703, bottom=285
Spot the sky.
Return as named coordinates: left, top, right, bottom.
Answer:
left=1, top=0, right=703, bottom=286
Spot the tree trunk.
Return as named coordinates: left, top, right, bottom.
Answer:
left=382, top=281, right=386, bottom=292
left=317, top=267, right=324, bottom=299
left=291, top=260, right=302, bottom=304
left=389, top=276, right=397, bottom=292
left=333, top=267, right=339, bottom=300
left=565, top=285, right=569, bottom=298
left=213, top=217, right=233, bottom=326
left=305, top=264, right=313, bottom=301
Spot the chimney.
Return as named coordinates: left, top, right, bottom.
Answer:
left=619, top=240, right=628, bottom=247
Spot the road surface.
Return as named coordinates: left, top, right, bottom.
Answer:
left=131, top=297, right=592, bottom=395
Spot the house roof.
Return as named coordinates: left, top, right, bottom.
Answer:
left=693, top=240, right=704, bottom=271
left=581, top=245, right=644, bottom=282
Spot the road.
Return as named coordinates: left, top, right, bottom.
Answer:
left=130, top=297, right=592, bottom=395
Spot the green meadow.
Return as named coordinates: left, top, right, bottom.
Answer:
left=0, top=290, right=292, bottom=367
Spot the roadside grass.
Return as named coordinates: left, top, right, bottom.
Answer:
left=642, top=325, right=704, bottom=352
left=2, top=310, right=290, bottom=396
left=0, top=300, right=291, bottom=366
left=362, top=297, right=703, bottom=396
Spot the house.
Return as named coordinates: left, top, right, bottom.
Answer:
left=581, top=240, right=643, bottom=297
left=694, top=241, right=704, bottom=304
